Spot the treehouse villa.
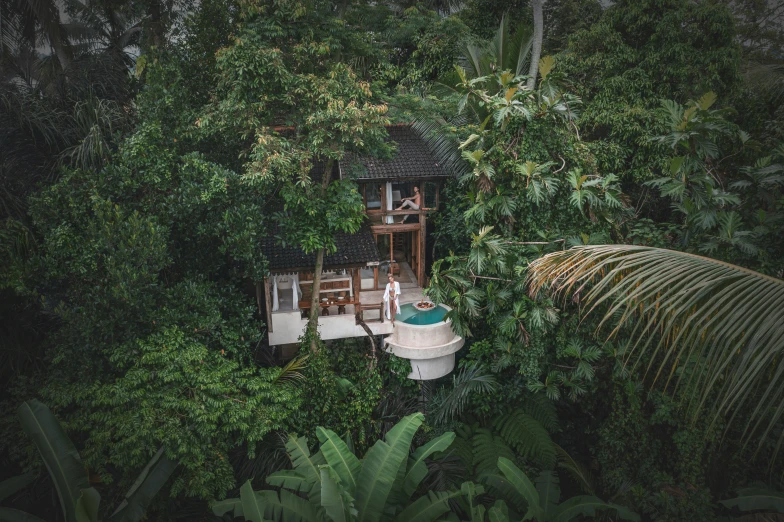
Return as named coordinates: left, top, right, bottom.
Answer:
left=258, top=125, right=464, bottom=379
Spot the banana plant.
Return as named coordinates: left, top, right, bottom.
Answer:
left=720, top=487, right=784, bottom=519
left=1, top=399, right=177, bottom=522
left=478, top=457, right=640, bottom=522
left=212, top=412, right=461, bottom=522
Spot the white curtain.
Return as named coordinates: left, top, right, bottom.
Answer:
left=292, top=273, right=302, bottom=310
left=272, top=276, right=279, bottom=312
left=271, top=274, right=302, bottom=312
left=385, top=182, right=394, bottom=224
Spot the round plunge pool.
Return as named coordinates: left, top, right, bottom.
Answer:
left=385, top=303, right=465, bottom=380
left=397, top=303, right=448, bottom=325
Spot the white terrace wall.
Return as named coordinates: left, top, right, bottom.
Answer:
left=268, top=310, right=393, bottom=346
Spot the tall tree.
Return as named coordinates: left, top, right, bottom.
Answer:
left=202, top=0, right=391, bottom=351
left=526, top=0, right=545, bottom=90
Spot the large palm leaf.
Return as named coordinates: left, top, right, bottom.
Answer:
left=17, top=399, right=92, bottom=522
left=527, top=245, right=784, bottom=455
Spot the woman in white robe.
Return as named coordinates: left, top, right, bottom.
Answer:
left=383, top=273, right=401, bottom=323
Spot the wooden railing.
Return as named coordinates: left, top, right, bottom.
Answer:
left=355, top=302, right=384, bottom=324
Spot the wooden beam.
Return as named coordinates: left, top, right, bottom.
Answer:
left=263, top=277, right=273, bottom=333
left=374, top=265, right=379, bottom=290
left=376, top=209, right=434, bottom=216
left=269, top=263, right=365, bottom=274
left=370, top=223, right=421, bottom=234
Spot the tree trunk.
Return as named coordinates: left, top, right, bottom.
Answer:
left=355, top=313, right=378, bottom=367
left=307, top=248, right=325, bottom=351
left=306, top=158, right=335, bottom=352
left=527, top=0, right=545, bottom=91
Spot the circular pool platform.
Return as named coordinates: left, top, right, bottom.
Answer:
left=385, top=303, right=465, bottom=380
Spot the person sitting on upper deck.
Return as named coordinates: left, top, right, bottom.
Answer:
left=395, top=186, right=420, bottom=223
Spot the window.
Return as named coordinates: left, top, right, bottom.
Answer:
left=364, top=182, right=382, bottom=210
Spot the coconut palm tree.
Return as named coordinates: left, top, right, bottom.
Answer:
left=527, top=245, right=784, bottom=458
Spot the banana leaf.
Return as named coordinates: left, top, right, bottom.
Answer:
left=17, top=400, right=90, bottom=522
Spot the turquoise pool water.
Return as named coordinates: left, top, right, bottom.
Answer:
left=397, top=303, right=448, bottom=325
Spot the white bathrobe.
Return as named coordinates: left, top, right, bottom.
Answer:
left=383, top=281, right=401, bottom=320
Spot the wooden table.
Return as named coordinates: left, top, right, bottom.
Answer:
left=298, top=298, right=358, bottom=316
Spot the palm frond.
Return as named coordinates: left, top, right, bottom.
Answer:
left=431, top=362, right=498, bottom=426
left=527, top=245, right=784, bottom=457
left=273, top=354, right=309, bottom=385
left=411, top=117, right=470, bottom=180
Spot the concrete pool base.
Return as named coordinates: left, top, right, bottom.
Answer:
left=384, top=304, right=465, bottom=380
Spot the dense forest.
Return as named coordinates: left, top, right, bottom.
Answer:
left=2, top=0, right=784, bottom=520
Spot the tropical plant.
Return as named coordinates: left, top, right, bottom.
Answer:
left=212, top=412, right=463, bottom=522
left=457, top=15, right=533, bottom=83
left=451, top=404, right=558, bottom=475
left=0, top=399, right=176, bottom=522
left=721, top=487, right=784, bottom=519
left=429, top=361, right=499, bottom=426
left=411, top=15, right=534, bottom=180
left=527, top=245, right=784, bottom=458
left=478, top=457, right=639, bottom=521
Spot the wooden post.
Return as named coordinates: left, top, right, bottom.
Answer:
left=389, top=233, right=393, bottom=264
left=263, top=277, right=273, bottom=333
left=409, top=232, right=414, bottom=273
left=352, top=267, right=361, bottom=300
left=418, top=212, right=426, bottom=286
left=373, top=266, right=379, bottom=290
left=411, top=230, right=418, bottom=276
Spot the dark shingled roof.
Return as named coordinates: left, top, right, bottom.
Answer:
left=344, top=125, right=451, bottom=180
left=262, top=227, right=380, bottom=271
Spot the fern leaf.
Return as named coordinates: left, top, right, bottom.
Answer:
left=493, top=410, right=556, bottom=470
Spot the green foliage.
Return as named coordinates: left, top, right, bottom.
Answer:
left=479, top=457, right=640, bottom=522
left=592, top=382, right=719, bottom=521
left=561, top=0, right=742, bottom=184
left=2, top=1, right=784, bottom=520
left=721, top=488, right=784, bottom=518
left=6, top=400, right=175, bottom=522
left=290, top=338, right=382, bottom=453
left=4, top=48, right=302, bottom=501
left=213, top=413, right=465, bottom=522
left=386, top=7, right=471, bottom=92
